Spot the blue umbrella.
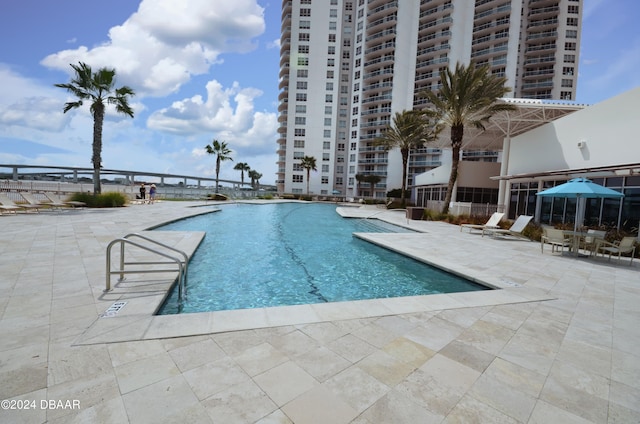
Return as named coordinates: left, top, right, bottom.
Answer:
left=536, top=178, right=624, bottom=231
left=536, top=178, right=624, bottom=199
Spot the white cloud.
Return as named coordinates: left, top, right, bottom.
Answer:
left=40, top=0, right=266, bottom=97
left=147, top=79, right=277, bottom=155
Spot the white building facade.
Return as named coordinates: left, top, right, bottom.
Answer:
left=277, top=0, right=583, bottom=197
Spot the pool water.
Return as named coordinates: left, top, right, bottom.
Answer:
left=157, top=203, right=488, bottom=314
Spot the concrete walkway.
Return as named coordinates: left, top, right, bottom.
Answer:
left=0, top=201, right=638, bottom=423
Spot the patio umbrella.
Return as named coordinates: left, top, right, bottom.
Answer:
left=536, top=178, right=624, bottom=231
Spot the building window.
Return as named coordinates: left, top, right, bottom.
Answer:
left=299, top=20, right=310, bottom=29
left=295, top=116, right=306, bottom=125
left=324, top=118, right=332, bottom=126
left=298, top=45, right=309, bottom=54
left=328, top=46, right=336, bottom=55
left=326, top=82, right=334, bottom=91
left=296, top=93, right=307, bottom=101
left=300, top=8, right=311, bottom=17
left=323, top=153, right=330, bottom=161
left=568, top=5, right=579, bottom=14
left=321, top=176, right=329, bottom=184
left=293, top=151, right=304, bottom=159
left=562, top=67, right=574, bottom=75
left=323, top=141, right=331, bottom=149
left=350, top=142, right=357, bottom=150
left=324, top=129, right=331, bottom=137
left=330, top=9, right=338, bottom=18
left=294, top=140, right=305, bottom=148
left=329, top=21, right=337, bottom=30
left=297, top=69, right=308, bottom=78
left=327, top=58, right=335, bottom=67
left=328, top=34, right=336, bottom=43
left=292, top=175, right=303, bottom=183
left=297, top=57, right=309, bottom=66
left=294, top=129, right=306, bottom=136
left=327, top=70, right=334, bottom=79
left=296, top=81, right=307, bottom=90
left=299, top=33, right=310, bottom=42
left=565, top=42, right=576, bottom=51
left=301, top=0, right=311, bottom=3
left=295, top=105, right=306, bottom=113
left=564, top=54, right=576, bottom=63
left=567, top=17, right=578, bottom=26
left=326, top=94, right=333, bottom=103
left=561, top=79, right=573, bottom=87
left=325, top=106, right=332, bottom=114
left=566, top=30, right=578, bottom=39
left=338, top=143, right=345, bottom=151
left=560, top=91, right=572, bottom=100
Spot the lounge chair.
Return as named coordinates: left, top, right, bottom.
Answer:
left=0, top=193, right=39, bottom=213
left=20, top=192, right=49, bottom=210
left=482, top=215, right=533, bottom=239
left=44, top=192, right=86, bottom=208
left=596, top=236, right=637, bottom=265
left=541, top=228, right=571, bottom=254
left=460, top=212, right=504, bottom=233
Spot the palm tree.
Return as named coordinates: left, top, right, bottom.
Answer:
left=204, top=139, right=233, bottom=193
left=55, top=62, right=135, bottom=194
left=422, top=62, right=516, bottom=214
left=248, top=169, right=262, bottom=190
left=300, top=156, right=317, bottom=195
left=374, top=110, right=440, bottom=207
left=234, top=162, right=251, bottom=187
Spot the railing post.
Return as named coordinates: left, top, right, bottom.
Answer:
left=105, top=245, right=112, bottom=292
left=119, top=241, right=125, bottom=281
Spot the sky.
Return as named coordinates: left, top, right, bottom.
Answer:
left=0, top=0, right=638, bottom=186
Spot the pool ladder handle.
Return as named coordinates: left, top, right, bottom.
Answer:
left=105, top=233, right=190, bottom=303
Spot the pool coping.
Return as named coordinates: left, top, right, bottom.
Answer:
left=73, top=204, right=554, bottom=345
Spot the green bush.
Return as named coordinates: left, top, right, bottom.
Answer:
left=70, top=192, right=127, bottom=208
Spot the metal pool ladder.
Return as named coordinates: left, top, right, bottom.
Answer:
left=105, top=233, right=189, bottom=303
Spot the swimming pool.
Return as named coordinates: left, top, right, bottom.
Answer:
left=157, top=203, right=488, bottom=314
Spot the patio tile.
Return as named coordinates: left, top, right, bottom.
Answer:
left=253, top=361, right=318, bottom=406
left=281, top=385, right=358, bottom=424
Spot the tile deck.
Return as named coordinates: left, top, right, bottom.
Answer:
left=0, top=200, right=638, bottom=423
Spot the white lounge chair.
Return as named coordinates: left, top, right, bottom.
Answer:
left=597, top=236, right=636, bottom=265
left=20, top=192, right=49, bottom=210
left=541, top=228, right=571, bottom=254
left=44, top=192, right=86, bottom=208
left=460, top=212, right=504, bottom=233
left=0, top=193, right=39, bottom=213
left=482, top=215, right=533, bottom=239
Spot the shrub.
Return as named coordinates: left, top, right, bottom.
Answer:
left=70, top=192, right=127, bottom=208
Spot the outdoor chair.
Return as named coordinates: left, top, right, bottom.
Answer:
left=541, top=228, right=571, bottom=254
left=482, top=215, right=533, bottom=239
left=20, top=192, right=49, bottom=210
left=460, top=212, right=504, bottom=233
left=580, top=229, right=607, bottom=256
left=596, top=236, right=637, bottom=265
left=0, top=193, right=39, bottom=213
left=44, top=192, right=86, bottom=208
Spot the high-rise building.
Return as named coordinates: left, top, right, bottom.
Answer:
left=276, top=0, right=583, bottom=198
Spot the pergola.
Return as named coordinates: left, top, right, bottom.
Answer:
left=427, top=98, right=588, bottom=207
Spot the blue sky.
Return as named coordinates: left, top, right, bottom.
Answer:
left=0, top=0, right=638, bottom=185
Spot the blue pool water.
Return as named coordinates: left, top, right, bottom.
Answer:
left=157, top=203, right=488, bottom=314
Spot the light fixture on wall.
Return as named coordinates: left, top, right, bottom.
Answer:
left=577, top=140, right=586, bottom=149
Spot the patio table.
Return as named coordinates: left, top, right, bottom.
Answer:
left=563, top=230, right=606, bottom=257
